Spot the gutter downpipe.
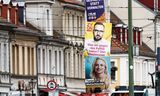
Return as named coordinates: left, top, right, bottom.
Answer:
left=36, top=41, right=42, bottom=96
left=63, top=45, right=70, bottom=91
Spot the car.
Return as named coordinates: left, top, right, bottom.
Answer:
left=111, top=88, right=155, bottom=96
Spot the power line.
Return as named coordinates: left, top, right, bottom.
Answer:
left=25, top=6, right=159, bottom=9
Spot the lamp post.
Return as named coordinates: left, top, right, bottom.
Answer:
left=29, top=79, right=36, bottom=96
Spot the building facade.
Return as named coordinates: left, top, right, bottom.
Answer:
left=25, top=0, right=86, bottom=94
left=0, top=20, right=15, bottom=96
left=110, top=23, right=155, bottom=91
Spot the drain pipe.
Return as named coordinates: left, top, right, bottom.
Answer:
left=63, top=46, right=70, bottom=91
left=36, top=42, right=42, bottom=96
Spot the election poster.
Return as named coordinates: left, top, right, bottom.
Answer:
left=84, top=22, right=112, bottom=56
left=84, top=21, right=112, bottom=93
left=85, top=0, right=105, bottom=22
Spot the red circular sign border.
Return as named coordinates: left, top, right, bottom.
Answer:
left=47, top=80, right=57, bottom=91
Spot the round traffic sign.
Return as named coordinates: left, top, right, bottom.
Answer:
left=47, top=80, right=57, bottom=91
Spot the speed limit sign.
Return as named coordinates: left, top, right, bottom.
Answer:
left=47, top=80, right=57, bottom=91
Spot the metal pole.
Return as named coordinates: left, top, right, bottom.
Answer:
left=154, top=0, right=158, bottom=95
left=31, top=79, right=34, bottom=96
left=32, top=89, right=34, bottom=96
left=157, top=48, right=160, bottom=96
left=128, top=0, right=134, bottom=96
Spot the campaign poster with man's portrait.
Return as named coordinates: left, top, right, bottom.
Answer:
left=84, top=22, right=112, bottom=57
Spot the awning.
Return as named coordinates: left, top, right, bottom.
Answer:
left=40, top=88, right=53, bottom=92
left=61, top=91, right=80, bottom=96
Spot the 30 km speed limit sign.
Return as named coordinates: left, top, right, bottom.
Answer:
left=47, top=80, right=57, bottom=91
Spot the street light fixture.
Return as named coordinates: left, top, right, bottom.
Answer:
left=29, top=79, right=36, bottom=96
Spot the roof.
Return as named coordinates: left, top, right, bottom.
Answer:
left=111, top=38, right=128, bottom=54
left=111, top=38, right=155, bottom=57
left=59, top=0, right=84, bottom=7
left=138, top=0, right=159, bottom=11
left=13, top=27, right=43, bottom=36
left=0, top=17, right=17, bottom=28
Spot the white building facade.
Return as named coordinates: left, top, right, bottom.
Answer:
left=0, top=30, right=11, bottom=95
left=26, top=0, right=86, bottom=94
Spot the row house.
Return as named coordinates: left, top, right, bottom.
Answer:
left=0, top=18, right=16, bottom=95
left=10, top=27, right=40, bottom=96
left=60, top=0, right=85, bottom=93
left=25, top=0, right=156, bottom=94
left=25, top=0, right=85, bottom=95
left=109, top=11, right=156, bottom=90
left=110, top=0, right=156, bottom=51
left=37, top=36, right=69, bottom=96
left=0, top=0, right=18, bottom=95
left=0, top=0, right=155, bottom=95
left=0, top=0, right=40, bottom=95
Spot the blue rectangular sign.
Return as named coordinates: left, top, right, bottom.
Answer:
left=85, top=0, right=105, bottom=22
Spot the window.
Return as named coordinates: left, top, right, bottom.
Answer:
left=49, top=50, right=52, bottom=74
left=47, top=9, right=49, bottom=31
left=28, top=47, right=30, bottom=75
left=111, top=61, right=117, bottom=81
left=142, top=62, right=147, bottom=84
left=31, top=48, right=34, bottom=75
left=4, top=44, right=7, bottom=71
left=73, top=53, right=76, bottom=77
left=80, top=16, right=83, bottom=36
left=42, top=49, right=45, bottom=73
left=72, top=15, right=74, bottom=35
left=67, top=14, right=69, bottom=34
left=78, top=54, right=80, bottom=77
left=134, top=62, right=140, bottom=84
left=17, top=45, right=19, bottom=74
left=68, top=53, right=70, bottom=77
left=55, top=51, right=57, bottom=74
left=38, top=48, right=41, bottom=73
left=12, top=45, right=15, bottom=74
left=22, top=46, right=25, bottom=74
left=59, top=51, right=61, bottom=74
left=77, top=16, right=80, bottom=36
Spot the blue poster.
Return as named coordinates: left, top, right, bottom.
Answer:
left=85, top=0, right=105, bottom=22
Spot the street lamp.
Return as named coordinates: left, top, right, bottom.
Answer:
left=29, top=79, right=36, bottom=96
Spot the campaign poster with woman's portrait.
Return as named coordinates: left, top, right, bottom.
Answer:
left=85, top=56, right=111, bottom=92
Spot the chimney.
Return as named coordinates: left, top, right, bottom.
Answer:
left=133, top=27, right=143, bottom=45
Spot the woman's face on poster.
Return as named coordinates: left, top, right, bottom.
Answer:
left=94, top=59, right=106, bottom=74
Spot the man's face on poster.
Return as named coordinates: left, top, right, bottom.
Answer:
left=93, top=23, right=104, bottom=41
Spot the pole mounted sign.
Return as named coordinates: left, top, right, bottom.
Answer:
left=85, top=0, right=105, bottom=22
left=47, top=80, right=57, bottom=91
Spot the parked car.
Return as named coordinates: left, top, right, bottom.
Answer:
left=111, top=88, right=155, bottom=96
